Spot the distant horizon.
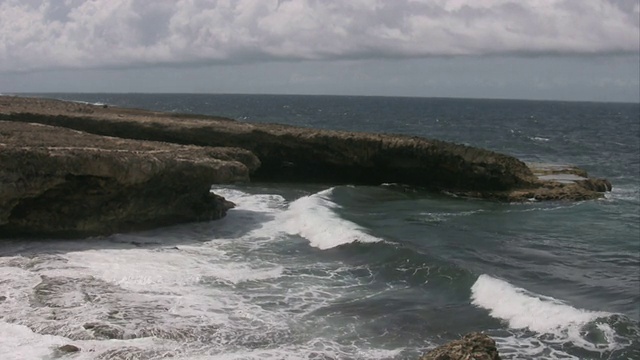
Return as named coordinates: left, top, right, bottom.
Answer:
left=1, top=1, right=638, bottom=105
left=6, top=91, right=639, bottom=106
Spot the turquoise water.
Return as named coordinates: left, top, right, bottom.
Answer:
left=1, top=94, right=638, bottom=359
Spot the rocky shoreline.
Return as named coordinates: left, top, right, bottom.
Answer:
left=1, top=96, right=537, bottom=193
left=0, top=120, right=259, bottom=238
left=0, top=95, right=611, bottom=238
left=0, top=95, right=611, bottom=359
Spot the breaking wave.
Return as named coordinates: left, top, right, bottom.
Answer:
left=279, top=188, right=383, bottom=250
left=471, top=274, right=638, bottom=357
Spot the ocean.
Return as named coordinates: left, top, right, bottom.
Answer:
left=1, top=94, right=638, bottom=360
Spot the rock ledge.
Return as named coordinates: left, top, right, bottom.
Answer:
left=0, top=96, right=611, bottom=202
left=0, top=121, right=259, bottom=238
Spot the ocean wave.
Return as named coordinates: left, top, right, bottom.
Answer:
left=471, top=274, right=607, bottom=333
left=279, top=188, right=383, bottom=250
left=471, top=274, right=638, bottom=356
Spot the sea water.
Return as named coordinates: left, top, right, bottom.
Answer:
left=1, top=94, right=638, bottom=359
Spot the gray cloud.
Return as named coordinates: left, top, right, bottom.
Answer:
left=0, top=0, right=638, bottom=72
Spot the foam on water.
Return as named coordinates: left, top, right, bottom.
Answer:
left=279, top=188, right=383, bottom=250
left=604, top=183, right=640, bottom=203
left=0, top=322, right=68, bottom=360
left=177, top=340, right=404, bottom=360
left=66, top=248, right=284, bottom=288
left=529, top=136, right=551, bottom=142
left=0, top=188, right=399, bottom=359
left=211, top=187, right=287, bottom=214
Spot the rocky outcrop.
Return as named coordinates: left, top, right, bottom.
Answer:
left=0, top=96, right=610, bottom=201
left=420, top=332, right=501, bottom=360
left=0, top=121, right=259, bottom=238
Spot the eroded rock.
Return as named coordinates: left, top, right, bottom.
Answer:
left=420, top=332, right=501, bottom=360
left=0, top=121, right=259, bottom=238
left=0, top=96, right=611, bottom=202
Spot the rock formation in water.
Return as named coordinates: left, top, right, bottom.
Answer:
left=420, top=332, right=501, bottom=360
left=0, top=120, right=259, bottom=238
left=0, top=96, right=611, bottom=202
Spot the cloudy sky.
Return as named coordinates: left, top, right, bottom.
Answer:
left=1, top=0, right=638, bottom=102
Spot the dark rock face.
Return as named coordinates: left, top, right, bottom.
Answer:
left=0, top=121, right=259, bottom=238
left=420, top=332, right=501, bottom=360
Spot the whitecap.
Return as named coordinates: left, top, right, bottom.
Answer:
left=470, top=274, right=630, bottom=354
left=471, top=274, right=607, bottom=333
left=530, top=136, right=550, bottom=142
left=278, top=188, right=382, bottom=250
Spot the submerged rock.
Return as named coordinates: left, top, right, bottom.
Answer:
left=0, top=96, right=610, bottom=202
left=57, top=344, right=81, bottom=353
left=420, top=332, right=501, bottom=360
left=0, top=121, right=259, bottom=238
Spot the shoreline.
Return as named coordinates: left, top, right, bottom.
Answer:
left=0, top=94, right=611, bottom=238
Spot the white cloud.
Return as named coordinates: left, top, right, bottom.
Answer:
left=0, top=0, right=638, bottom=72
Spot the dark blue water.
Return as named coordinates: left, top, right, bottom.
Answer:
left=2, top=93, right=639, bottom=359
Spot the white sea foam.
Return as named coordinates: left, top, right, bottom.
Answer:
left=0, top=322, right=68, bottom=360
left=211, top=187, right=287, bottom=213
left=471, top=274, right=629, bottom=355
left=0, top=245, right=297, bottom=358
left=471, top=274, right=608, bottom=333
left=530, top=136, right=550, bottom=142
left=179, top=339, right=404, bottom=360
left=279, top=188, right=383, bottom=250
left=72, top=250, right=282, bottom=288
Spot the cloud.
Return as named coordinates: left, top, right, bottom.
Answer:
left=1, top=0, right=638, bottom=72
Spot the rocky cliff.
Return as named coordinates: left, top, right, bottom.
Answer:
left=1, top=96, right=611, bottom=201
left=0, top=120, right=259, bottom=238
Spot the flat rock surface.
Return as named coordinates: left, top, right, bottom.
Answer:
left=0, top=120, right=259, bottom=238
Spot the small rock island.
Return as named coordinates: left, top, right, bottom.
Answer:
left=0, top=95, right=611, bottom=238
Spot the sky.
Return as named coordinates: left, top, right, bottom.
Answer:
left=1, top=0, right=639, bottom=102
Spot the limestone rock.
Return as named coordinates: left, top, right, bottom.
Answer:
left=0, top=121, right=259, bottom=238
left=420, top=332, right=501, bottom=360
left=0, top=96, right=537, bottom=192
left=0, top=96, right=610, bottom=201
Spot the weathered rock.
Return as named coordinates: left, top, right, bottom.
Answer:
left=0, top=121, right=259, bottom=238
left=420, top=332, right=501, bottom=360
left=0, top=96, right=610, bottom=201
